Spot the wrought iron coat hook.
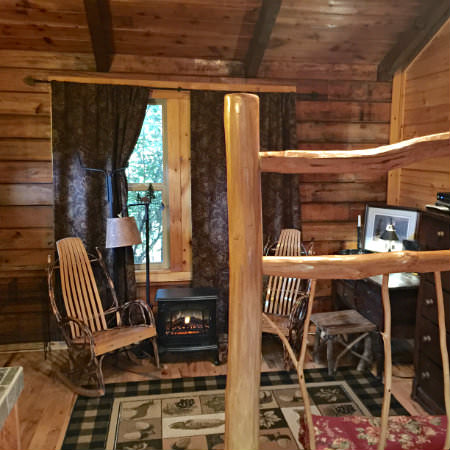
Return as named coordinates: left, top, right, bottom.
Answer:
left=77, top=154, right=127, bottom=217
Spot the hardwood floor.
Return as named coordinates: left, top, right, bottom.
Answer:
left=0, top=336, right=425, bottom=450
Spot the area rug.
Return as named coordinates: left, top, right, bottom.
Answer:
left=62, top=368, right=407, bottom=450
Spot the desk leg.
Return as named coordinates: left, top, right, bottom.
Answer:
left=313, top=329, right=321, bottom=363
left=357, top=334, right=373, bottom=371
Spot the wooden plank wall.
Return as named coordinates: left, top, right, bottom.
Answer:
left=0, top=52, right=391, bottom=342
left=292, top=70, right=391, bottom=301
left=388, top=19, right=450, bottom=208
left=0, top=62, right=54, bottom=343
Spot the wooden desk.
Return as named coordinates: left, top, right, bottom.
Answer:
left=333, top=273, right=420, bottom=373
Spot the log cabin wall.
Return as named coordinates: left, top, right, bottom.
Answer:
left=388, top=18, right=450, bottom=208
left=0, top=51, right=391, bottom=342
left=292, top=69, right=391, bottom=302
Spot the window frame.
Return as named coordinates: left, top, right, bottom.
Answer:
left=131, top=90, right=192, bottom=283
left=128, top=99, right=169, bottom=270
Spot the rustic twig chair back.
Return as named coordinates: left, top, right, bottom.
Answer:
left=222, top=92, right=450, bottom=450
left=263, top=228, right=303, bottom=316
left=262, top=228, right=312, bottom=366
left=48, top=237, right=159, bottom=397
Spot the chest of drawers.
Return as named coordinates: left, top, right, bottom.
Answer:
left=413, top=210, right=450, bottom=413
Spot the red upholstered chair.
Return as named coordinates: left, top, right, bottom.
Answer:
left=264, top=258, right=450, bottom=450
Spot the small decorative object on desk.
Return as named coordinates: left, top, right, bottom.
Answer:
left=357, top=214, right=362, bottom=251
left=363, top=204, right=419, bottom=253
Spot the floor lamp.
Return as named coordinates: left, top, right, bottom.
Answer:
left=127, top=200, right=151, bottom=306
left=106, top=216, right=142, bottom=298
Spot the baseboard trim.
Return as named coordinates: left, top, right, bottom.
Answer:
left=0, top=341, right=67, bottom=353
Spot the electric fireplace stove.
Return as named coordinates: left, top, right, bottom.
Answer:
left=155, top=287, right=219, bottom=364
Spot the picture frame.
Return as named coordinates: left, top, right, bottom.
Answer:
left=363, top=204, right=420, bottom=252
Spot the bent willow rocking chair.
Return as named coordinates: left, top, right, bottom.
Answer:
left=262, top=228, right=312, bottom=366
left=48, top=237, right=160, bottom=397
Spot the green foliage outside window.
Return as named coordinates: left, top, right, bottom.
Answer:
left=126, top=103, right=165, bottom=265
left=127, top=104, right=164, bottom=184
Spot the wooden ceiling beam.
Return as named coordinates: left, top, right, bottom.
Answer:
left=83, top=0, right=114, bottom=72
left=377, top=0, right=450, bottom=81
left=244, top=0, right=282, bottom=78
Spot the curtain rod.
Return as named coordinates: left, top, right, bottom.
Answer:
left=23, top=74, right=297, bottom=93
left=27, top=77, right=185, bottom=92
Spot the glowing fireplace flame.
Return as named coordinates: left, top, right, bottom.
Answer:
left=184, top=316, right=191, bottom=325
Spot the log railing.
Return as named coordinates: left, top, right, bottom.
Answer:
left=224, top=93, right=450, bottom=450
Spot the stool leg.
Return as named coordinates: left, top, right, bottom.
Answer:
left=313, top=329, right=321, bottom=363
left=326, top=337, right=335, bottom=376
left=357, top=334, right=373, bottom=371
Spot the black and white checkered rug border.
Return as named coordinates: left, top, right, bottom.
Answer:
left=62, top=368, right=407, bottom=449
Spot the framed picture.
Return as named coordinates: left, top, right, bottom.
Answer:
left=363, top=204, right=420, bottom=252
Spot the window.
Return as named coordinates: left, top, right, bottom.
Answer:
left=126, top=91, right=191, bottom=282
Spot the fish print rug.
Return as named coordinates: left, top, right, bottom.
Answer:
left=62, top=368, right=407, bottom=450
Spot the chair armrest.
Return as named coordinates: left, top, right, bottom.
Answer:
left=60, top=317, right=95, bottom=347
left=119, top=299, right=157, bottom=327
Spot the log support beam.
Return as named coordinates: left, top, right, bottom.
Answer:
left=83, top=0, right=114, bottom=72
left=260, top=132, right=450, bottom=174
left=224, top=93, right=263, bottom=450
left=244, top=0, right=281, bottom=78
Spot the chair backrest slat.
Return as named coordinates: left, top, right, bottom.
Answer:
left=57, top=238, right=107, bottom=337
left=64, top=239, right=93, bottom=333
left=263, top=229, right=303, bottom=316
left=70, top=238, right=104, bottom=332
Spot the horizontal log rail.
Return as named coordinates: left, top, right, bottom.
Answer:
left=260, top=132, right=450, bottom=173
left=263, top=250, right=450, bottom=280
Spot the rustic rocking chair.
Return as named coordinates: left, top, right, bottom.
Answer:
left=48, top=237, right=160, bottom=397
left=262, top=228, right=312, bottom=365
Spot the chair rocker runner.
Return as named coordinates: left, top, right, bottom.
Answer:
left=48, top=237, right=160, bottom=397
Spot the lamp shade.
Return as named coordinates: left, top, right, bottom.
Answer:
left=106, top=217, right=142, bottom=248
left=380, top=223, right=399, bottom=242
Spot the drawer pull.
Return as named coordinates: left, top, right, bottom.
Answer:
left=425, top=298, right=434, bottom=306
left=421, top=371, right=431, bottom=380
left=422, top=335, right=432, bottom=343
left=437, top=231, right=445, bottom=238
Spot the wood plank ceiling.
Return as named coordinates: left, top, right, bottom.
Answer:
left=0, top=0, right=447, bottom=79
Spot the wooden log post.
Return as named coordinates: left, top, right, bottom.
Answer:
left=224, top=93, right=263, bottom=450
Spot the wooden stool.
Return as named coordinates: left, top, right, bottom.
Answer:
left=310, top=309, right=377, bottom=376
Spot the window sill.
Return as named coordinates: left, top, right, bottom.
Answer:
left=135, top=269, right=192, bottom=284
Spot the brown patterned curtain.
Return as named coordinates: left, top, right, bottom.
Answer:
left=52, top=81, right=149, bottom=304
left=190, top=91, right=299, bottom=332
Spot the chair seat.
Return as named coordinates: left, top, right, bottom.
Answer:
left=299, top=414, right=447, bottom=450
left=262, top=313, right=289, bottom=336
left=73, top=325, right=157, bottom=356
